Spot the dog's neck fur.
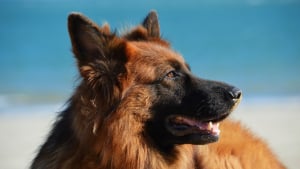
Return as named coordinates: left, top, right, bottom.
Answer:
left=64, top=88, right=199, bottom=169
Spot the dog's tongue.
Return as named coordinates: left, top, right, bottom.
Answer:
left=171, top=116, right=221, bottom=136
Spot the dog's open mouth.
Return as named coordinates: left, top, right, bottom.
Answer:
left=165, top=114, right=229, bottom=144
left=166, top=115, right=222, bottom=136
left=166, top=116, right=221, bottom=136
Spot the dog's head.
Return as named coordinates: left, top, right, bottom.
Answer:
left=68, top=11, right=241, bottom=148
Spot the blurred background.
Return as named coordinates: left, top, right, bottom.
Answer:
left=0, top=0, right=299, bottom=169
left=1, top=0, right=300, bottom=104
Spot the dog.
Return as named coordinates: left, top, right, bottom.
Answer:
left=31, top=11, right=286, bottom=169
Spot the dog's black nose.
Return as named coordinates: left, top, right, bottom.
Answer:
left=228, top=87, right=242, bottom=100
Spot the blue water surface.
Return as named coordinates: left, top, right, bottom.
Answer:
left=0, top=0, right=300, bottom=105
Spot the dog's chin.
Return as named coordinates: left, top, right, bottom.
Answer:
left=169, top=133, right=220, bottom=145
left=165, top=114, right=228, bottom=145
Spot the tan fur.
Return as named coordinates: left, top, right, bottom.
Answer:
left=200, top=120, right=286, bottom=169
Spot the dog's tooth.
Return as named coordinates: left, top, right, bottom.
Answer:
left=216, top=123, right=220, bottom=128
left=208, top=121, right=213, bottom=130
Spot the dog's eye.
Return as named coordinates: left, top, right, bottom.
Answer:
left=165, top=71, right=179, bottom=79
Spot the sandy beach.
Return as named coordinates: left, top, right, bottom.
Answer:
left=0, top=96, right=299, bottom=169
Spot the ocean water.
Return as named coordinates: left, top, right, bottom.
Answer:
left=0, top=1, right=300, bottom=107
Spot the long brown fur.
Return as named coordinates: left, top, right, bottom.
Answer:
left=31, top=11, right=286, bottom=169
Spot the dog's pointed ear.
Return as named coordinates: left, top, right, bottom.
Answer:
left=68, top=13, right=127, bottom=112
left=68, top=13, right=126, bottom=88
left=68, top=12, right=113, bottom=65
left=142, top=10, right=160, bottom=38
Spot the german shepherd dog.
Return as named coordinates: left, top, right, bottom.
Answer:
left=31, top=11, right=286, bottom=169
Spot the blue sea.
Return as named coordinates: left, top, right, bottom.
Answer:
left=0, top=0, right=300, bottom=108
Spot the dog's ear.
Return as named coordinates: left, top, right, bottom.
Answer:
left=142, top=10, right=160, bottom=38
left=68, top=12, right=126, bottom=78
left=68, top=13, right=127, bottom=115
left=124, top=11, right=161, bottom=41
left=68, top=13, right=112, bottom=65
